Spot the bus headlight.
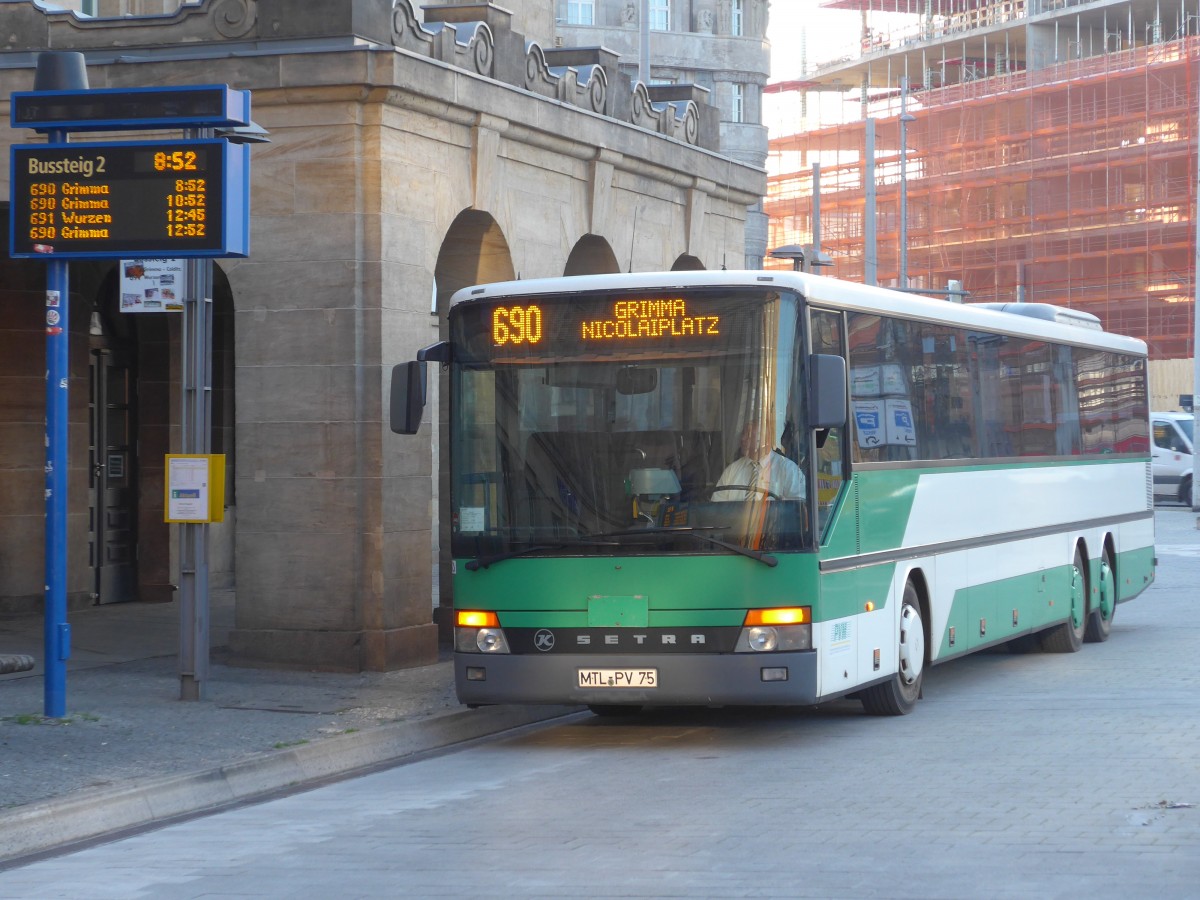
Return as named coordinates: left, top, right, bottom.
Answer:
left=735, top=625, right=812, bottom=652
left=475, top=628, right=509, bottom=653
left=454, top=610, right=511, bottom=654
left=454, top=626, right=511, bottom=653
left=747, top=626, right=778, bottom=652
left=735, top=607, right=812, bottom=652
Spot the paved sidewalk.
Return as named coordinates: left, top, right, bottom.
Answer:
left=0, top=594, right=575, bottom=863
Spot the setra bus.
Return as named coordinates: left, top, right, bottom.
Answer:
left=391, top=270, right=1155, bottom=715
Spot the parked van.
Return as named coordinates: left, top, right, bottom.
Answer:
left=1151, top=411, right=1194, bottom=504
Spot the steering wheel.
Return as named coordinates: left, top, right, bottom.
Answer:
left=712, top=484, right=781, bottom=501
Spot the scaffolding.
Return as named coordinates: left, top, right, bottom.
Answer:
left=767, top=3, right=1199, bottom=361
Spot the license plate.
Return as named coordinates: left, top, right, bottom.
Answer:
left=577, top=668, right=657, bottom=689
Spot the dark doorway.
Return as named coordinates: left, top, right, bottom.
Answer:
left=88, top=305, right=139, bottom=604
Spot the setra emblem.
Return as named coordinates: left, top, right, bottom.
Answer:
left=534, top=629, right=556, bottom=652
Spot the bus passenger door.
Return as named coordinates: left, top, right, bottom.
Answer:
left=809, top=310, right=849, bottom=540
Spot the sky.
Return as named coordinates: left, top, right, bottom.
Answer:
left=768, top=0, right=862, bottom=83
left=765, top=0, right=855, bottom=134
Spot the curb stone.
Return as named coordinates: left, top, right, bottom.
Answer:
left=0, top=704, right=578, bottom=864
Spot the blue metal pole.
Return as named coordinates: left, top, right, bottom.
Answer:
left=44, top=168, right=71, bottom=717
left=31, top=53, right=86, bottom=718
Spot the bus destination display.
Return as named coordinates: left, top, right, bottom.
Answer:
left=10, top=139, right=248, bottom=259
left=492, top=298, right=722, bottom=348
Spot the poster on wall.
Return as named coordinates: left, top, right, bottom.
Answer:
left=120, top=259, right=184, bottom=312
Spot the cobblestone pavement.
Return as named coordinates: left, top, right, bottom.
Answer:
left=1, top=509, right=1197, bottom=898
left=0, top=592, right=571, bottom=861
left=1, top=592, right=456, bottom=809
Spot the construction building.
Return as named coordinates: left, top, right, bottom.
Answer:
left=766, top=0, right=1198, bottom=389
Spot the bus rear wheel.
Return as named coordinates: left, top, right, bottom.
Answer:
left=861, top=582, right=925, bottom=716
left=1084, top=548, right=1116, bottom=643
left=1042, top=547, right=1088, bottom=653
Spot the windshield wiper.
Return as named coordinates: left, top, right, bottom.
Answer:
left=465, top=538, right=620, bottom=571
left=589, top=526, right=778, bottom=568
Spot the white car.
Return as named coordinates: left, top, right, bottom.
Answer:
left=1151, top=411, right=1194, bottom=505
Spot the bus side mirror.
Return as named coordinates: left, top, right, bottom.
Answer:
left=808, top=353, right=847, bottom=430
left=390, top=361, right=427, bottom=434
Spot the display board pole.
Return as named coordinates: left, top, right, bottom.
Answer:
left=44, top=234, right=70, bottom=719
left=30, top=52, right=90, bottom=719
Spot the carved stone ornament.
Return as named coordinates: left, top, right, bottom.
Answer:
left=212, top=0, right=256, bottom=39
left=470, top=25, right=494, bottom=76
left=584, top=66, right=608, bottom=114
left=681, top=102, right=700, bottom=144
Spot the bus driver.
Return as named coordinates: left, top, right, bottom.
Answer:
left=712, top=421, right=805, bottom=501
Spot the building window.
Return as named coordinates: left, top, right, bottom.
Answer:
left=731, top=84, right=745, bottom=123
left=650, top=0, right=670, bottom=31
left=566, top=0, right=594, bottom=25
left=732, top=0, right=744, bottom=36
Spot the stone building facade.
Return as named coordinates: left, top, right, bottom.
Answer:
left=556, top=0, right=772, bottom=268
left=0, top=0, right=764, bottom=670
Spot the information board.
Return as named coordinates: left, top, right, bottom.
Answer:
left=164, top=454, right=226, bottom=523
left=9, top=138, right=248, bottom=259
left=11, top=84, right=250, bottom=131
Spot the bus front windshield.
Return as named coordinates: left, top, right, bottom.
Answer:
left=448, top=288, right=811, bottom=561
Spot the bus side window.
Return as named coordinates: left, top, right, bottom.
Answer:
left=810, top=310, right=847, bottom=539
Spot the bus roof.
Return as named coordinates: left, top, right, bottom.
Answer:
left=448, top=271, right=1148, bottom=357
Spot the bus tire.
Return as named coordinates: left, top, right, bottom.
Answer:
left=861, top=582, right=925, bottom=716
left=1084, top=548, right=1116, bottom=643
left=1042, top=547, right=1088, bottom=653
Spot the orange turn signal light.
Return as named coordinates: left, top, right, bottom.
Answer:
left=456, top=610, right=500, bottom=628
left=744, top=607, right=810, bottom=626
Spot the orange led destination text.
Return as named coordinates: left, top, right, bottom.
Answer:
left=581, top=298, right=719, bottom=341
left=492, top=304, right=544, bottom=346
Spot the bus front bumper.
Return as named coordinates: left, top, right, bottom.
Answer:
left=455, top=650, right=820, bottom=707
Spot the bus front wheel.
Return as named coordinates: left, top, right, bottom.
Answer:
left=861, top=582, right=925, bottom=716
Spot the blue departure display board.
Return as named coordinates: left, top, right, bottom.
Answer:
left=9, top=138, right=249, bottom=259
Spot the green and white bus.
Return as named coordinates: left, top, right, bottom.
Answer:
left=391, top=271, right=1155, bottom=715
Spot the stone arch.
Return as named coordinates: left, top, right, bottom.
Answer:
left=671, top=254, right=707, bottom=271
left=430, top=210, right=516, bottom=627
left=564, top=235, right=620, bottom=276
left=433, top=209, right=516, bottom=317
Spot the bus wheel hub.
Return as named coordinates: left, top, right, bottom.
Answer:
left=898, top=603, right=925, bottom=684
